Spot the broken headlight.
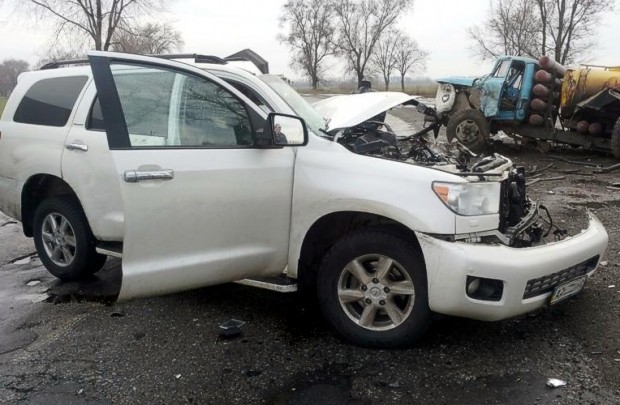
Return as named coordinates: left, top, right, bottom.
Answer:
left=432, top=182, right=500, bottom=216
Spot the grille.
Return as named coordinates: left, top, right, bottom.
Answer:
left=523, top=255, right=600, bottom=299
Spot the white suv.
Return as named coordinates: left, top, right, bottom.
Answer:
left=0, top=51, right=609, bottom=347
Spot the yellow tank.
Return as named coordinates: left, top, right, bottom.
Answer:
left=561, top=66, right=620, bottom=108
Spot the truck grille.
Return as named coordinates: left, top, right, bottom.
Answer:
left=523, top=255, right=600, bottom=299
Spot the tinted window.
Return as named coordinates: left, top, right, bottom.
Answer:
left=14, top=76, right=88, bottom=127
left=110, top=64, right=256, bottom=148
left=87, top=98, right=104, bottom=131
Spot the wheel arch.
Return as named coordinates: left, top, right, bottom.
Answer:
left=295, top=211, right=424, bottom=290
left=21, top=174, right=81, bottom=237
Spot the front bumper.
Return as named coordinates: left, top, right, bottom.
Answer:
left=417, top=211, right=608, bottom=321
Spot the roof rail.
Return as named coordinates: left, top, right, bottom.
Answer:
left=153, top=54, right=227, bottom=65
left=39, top=53, right=230, bottom=70
left=40, top=59, right=90, bottom=70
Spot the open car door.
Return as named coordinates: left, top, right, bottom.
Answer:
left=87, top=51, right=296, bottom=300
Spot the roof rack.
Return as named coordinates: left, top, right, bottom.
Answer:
left=153, top=53, right=228, bottom=65
left=40, top=59, right=90, bottom=70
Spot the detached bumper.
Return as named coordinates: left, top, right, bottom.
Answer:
left=417, top=212, right=608, bottom=321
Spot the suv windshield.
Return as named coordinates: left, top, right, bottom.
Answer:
left=258, top=75, right=326, bottom=136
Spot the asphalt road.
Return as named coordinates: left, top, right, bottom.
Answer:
left=1, top=112, right=619, bottom=404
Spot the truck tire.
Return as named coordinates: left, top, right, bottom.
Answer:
left=446, top=109, right=490, bottom=153
left=612, top=117, right=620, bottom=159
left=33, top=196, right=106, bottom=280
left=317, top=230, right=430, bottom=348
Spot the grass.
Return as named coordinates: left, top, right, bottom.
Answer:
left=0, top=97, right=6, bottom=116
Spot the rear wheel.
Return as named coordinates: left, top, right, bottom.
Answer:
left=611, top=117, right=620, bottom=159
left=33, top=196, right=106, bottom=280
left=317, top=230, right=430, bottom=348
left=446, top=109, right=490, bottom=153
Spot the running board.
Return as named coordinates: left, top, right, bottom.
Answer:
left=234, top=276, right=298, bottom=293
left=96, top=242, right=123, bottom=258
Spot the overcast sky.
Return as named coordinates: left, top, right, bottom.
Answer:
left=0, top=0, right=618, bottom=80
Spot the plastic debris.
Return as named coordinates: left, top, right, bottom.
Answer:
left=218, top=319, right=246, bottom=339
left=175, top=374, right=181, bottom=379
left=599, top=261, right=608, bottom=266
left=547, top=378, right=567, bottom=388
left=12, top=257, right=31, bottom=265
left=26, top=280, right=41, bottom=287
left=609, top=285, right=616, bottom=288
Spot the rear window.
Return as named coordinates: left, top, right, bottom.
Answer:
left=13, top=76, right=88, bottom=127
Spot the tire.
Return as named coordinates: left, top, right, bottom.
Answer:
left=446, top=109, right=490, bottom=153
left=611, top=117, right=620, bottom=159
left=317, top=230, right=430, bottom=348
left=33, top=196, right=106, bottom=280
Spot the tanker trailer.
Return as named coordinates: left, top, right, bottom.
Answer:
left=529, top=57, right=620, bottom=158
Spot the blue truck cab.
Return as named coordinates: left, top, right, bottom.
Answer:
left=434, top=56, right=539, bottom=151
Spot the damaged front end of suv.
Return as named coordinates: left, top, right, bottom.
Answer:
left=313, top=92, right=561, bottom=250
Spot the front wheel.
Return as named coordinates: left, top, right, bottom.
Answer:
left=33, top=196, right=106, bottom=280
left=317, top=230, right=430, bottom=348
left=446, top=109, right=490, bottom=153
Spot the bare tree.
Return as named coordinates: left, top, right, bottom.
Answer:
left=0, top=59, right=30, bottom=97
left=278, top=0, right=335, bottom=89
left=332, top=0, right=413, bottom=85
left=372, top=29, right=400, bottom=90
left=394, top=36, right=427, bottom=92
left=535, top=0, right=612, bottom=64
left=113, top=22, right=184, bottom=54
left=23, top=0, right=167, bottom=51
left=468, top=0, right=541, bottom=60
left=470, top=0, right=612, bottom=64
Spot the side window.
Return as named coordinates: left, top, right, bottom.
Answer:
left=492, top=60, right=511, bottom=78
left=225, top=80, right=273, bottom=113
left=14, top=76, right=88, bottom=127
left=87, top=98, right=105, bottom=131
left=109, top=64, right=255, bottom=148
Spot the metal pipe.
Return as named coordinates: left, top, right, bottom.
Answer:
left=531, top=98, right=548, bottom=111
left=576, top=120, right=590, bottom=133
left=539, top=56, right=567, bottom=76
left=529, top=114, right=544, bottom=125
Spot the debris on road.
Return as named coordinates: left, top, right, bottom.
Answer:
left=594, top=163, right=620, bottom=174
left=529, top=163, right=554, bottom=175
left=526, top=176, right=566, bottom=186
left=26, top=280, right=41, bottom=287
left=110, top=312, right=125, bottom=318
left=218, top=319, right=246, bottom=339
left=547, top=378, right=567, bottom=388
left=548, top=155, right=600, bottom=167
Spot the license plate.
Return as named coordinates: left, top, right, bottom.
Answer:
left=549, top=276, right=587, bottom=305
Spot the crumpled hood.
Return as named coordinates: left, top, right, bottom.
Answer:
left=313, top=92, right=419, bottom=132
left=435, top=76, right=477, bottom=87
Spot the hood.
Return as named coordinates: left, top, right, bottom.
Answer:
left=313, top=92, right=419, bottom=132
left=435, top=76, right=477, bottom=87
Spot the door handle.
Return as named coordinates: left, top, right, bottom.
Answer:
left=65, top=143, right=89, bottom=152
left=124, top=169, right=174, bottom=183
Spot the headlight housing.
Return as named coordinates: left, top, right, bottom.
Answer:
left=433, top=181, right=500, bottom=216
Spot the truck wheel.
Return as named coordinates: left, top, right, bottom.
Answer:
left=446, top=109, right=490, bottom=153
left=33, top=196, right=106, bottom=280
left=317, top=230, right=430, bottom=348
left=612, top=117, right=620, bottom=159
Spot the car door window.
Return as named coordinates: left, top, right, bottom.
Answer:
left=108, top=63, right=256, bottom=148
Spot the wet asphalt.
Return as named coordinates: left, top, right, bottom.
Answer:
left=1, top=111, right=620, bottom=404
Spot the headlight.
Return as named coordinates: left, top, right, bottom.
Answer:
left=432, top=182, right=500, bottom=216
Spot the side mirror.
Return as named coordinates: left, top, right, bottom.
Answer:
left=265, top=113, right=308, bottom=147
